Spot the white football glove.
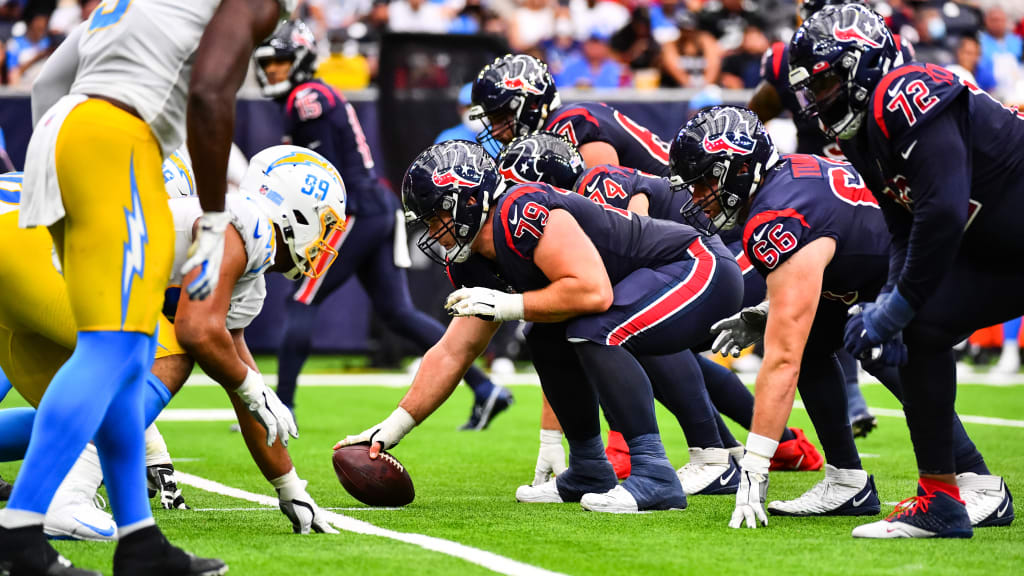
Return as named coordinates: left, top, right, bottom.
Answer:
left=181, top=211, right=231, bottom=300
left=277, top=478, right=339, bottom=535
left=533, top=429, right=567, bottom=487
left=711, top=300, right=770, bottom=358
left=334, top=407, right=417, bottom=451
left=729, top=443, right=773, bottom=529
left=234, top=367, right=298, bottom=447
left=445, top=287, right=524, bottom=322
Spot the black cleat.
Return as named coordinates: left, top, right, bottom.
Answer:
left=851, top=413, right=877, bottom=439
left=0, top=525, right=100, bottom=576
left=459, top=385, right=514, bottom=431
left=0, top=474, right=11, bottom=501
left=114, top=526, right=227, bottom=576
left=147, top=465, right=189, bottom=510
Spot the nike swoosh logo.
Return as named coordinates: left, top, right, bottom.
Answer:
left=997, top=496, right=1010, bottom=517
left=852, top=491, right=872, bottom=507
left=253, top=224, right=263, bottom=239
left=752, top=226, right=767, bottom=242
left=74, top=517, right=116, bottom=537
left=900, top=140, right=917, bottom=160
left=719, top=468, right=737, bottom=485
left=508, top=211, right=520, bottom=226
left=887, top=78, right=906, bottom=97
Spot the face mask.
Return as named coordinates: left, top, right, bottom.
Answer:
left=927, top=17, right=946, bottom=41
left=462, top=108, right=485, bottom=132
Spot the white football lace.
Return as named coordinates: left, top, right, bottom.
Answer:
left=379, top=452, right=404, bottom=473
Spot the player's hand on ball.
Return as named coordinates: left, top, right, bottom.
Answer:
left=445, top=287, right=524, bottom=322
left=233, top=368, right=298, bottom=447
left=710, top=300, right=769, bottom=357
left=334, top=408, right=417, bottom=456
left=182, top=211, right=231, bottom=300
left=533, top=430, right=567, bottom=486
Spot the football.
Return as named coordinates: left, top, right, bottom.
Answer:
left=332, top=443, right=415, bottom=507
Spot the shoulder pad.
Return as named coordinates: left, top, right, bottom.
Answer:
left=497, top=185, right=553, bottom=260
left=742, top=207, right=811, bottom=273
left=871, top=63, right=964, bottom=141
left=286, top=82, right=339, bottom=122
left=544, top=105, right=602, bottom=147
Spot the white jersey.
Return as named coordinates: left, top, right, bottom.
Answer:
left=0, top=173, right=21, bottom=216
left=68, top=0, right=294, bottom=156
left=168, top=195, right=276, bottom=330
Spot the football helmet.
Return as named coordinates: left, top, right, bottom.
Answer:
left=671, top=106, right=778, bottom=235
left=254, top=20, right=318, bottom=98
left=242, top=145, right=347, bottom=279
left=163, top=147, right=196, bottom=198
left=402, top=140, right=504, bottom=265
left=789, top=4, right=900, bottom=139
left=470, top=54, right=561, bottom=149
left=496, top=131, right=583, bottom=189
left=799, top=0, right=866, bottom=24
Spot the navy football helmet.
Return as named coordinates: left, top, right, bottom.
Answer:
left=470, top=54, right=562, bottom=150
left=496, top=131, right=584, bottom=189
left=671, top=106, right=778, bottom=235
left=254, top=20, right=318, bottom=98
left=789, top=4, right=900, bottom=139
left=402, top=140, right=504, bottom=265
left=799, top=0, right=866, bottom=24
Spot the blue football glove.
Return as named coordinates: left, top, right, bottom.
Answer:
left=843, top=290, right=915, bottom=358
left=859, top=331, right=909, bottom=369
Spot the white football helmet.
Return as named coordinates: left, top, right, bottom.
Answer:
left=241, top=145, right=347, bottom=280
left=163, top=147, right=196, bottom=198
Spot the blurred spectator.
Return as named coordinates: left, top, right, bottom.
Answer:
left=49, top=0, right=97, bottom=35
left=946, top=34, right=996, bottom=92
left=610, top=6, right=661, bottom=73
left=347, top=0, right=390, bottom=81
left=660, top=10, right=722, bottom=88
left=449, top=0, right=486, bottom=34
left=6, top=10, right=51, bottom=86
left=568, top=0, right=630, bottom=42
left=389, top=0, right=450, bottom=33
left=912, top=6, right=953, bottom=65
left=509, top=0, right=554, bottom=52
left=556, top=31, right=626, bottom=88
left=434, top=82, right=502, bottom=156
left=539, top=15, right=582, bottom=77
left=650, top=0, right=687, bottom=44
left=305, top=0, right=372, bottom=42
left=979, top=5, right=1022, bottom=97
left=719, top=24, right=768, bottom=88
left=317, top=28, right=371, bottom=89
left=698, top=0, right=764, bottom=52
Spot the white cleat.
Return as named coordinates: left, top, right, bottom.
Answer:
left=768, top=465, right=880, bottom=517
left=677, top=447, right=736, bottom=495
left=958, top=473, right=1014, bottom=527
left=515, top=478, right=564, bottom=503
left=580, top=485, right=640, bottom=514
left=727, top=445, right=745, bottom=464
left=44, top=445, right=117, bottom=542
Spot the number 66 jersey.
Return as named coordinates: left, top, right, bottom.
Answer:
left=742, top=154, right=892, bottom=305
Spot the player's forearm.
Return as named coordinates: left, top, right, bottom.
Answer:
left=187, top=95, right=232, bottom=213
left=178, top=326, right=249, bottom=389
left=750, top=354, right=800, bottom=443
left=522, top=277, right=612, bottom=323
left=398, top=344, right=473, bottom=423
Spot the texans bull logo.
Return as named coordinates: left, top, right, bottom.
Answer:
left=501, top=73, right=544, bottom=95
left=432, top=168, right=481, bottom=188
left=702, top=133, right=755, bottom=155
left=833, top=23, right=883, bottom=48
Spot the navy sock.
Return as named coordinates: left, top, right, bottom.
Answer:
left=463, top=366, right=495, bottom=400
left=556, top=436, right=617, bottom=501
left=838, top=349, right=870, bottom=420
left=143, top=373, right=173, bottom=427
left=798, top=353, right=861, bottom=470
left=780, top=427, right=797, bottom=442
left=697, top=355, right=754, bottom=429
left=952, top=414, right=990, bottom=475
left=526, top=324, right=600, bottom=441
left=641, top=351, right=723, bottom=448
left=715, top=412, right=741, bottom=448
left=0, top=407, right=35, bottom=461
left=276, top=300, right=318, bottom=408
left=573, top=342, right=658, bottom=440
left=622, top=433, right=684, bottom=509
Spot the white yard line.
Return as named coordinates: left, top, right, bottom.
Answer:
left=793, top=401, right=1024, bottom=428
left=176, top=472, right=567, bottom=576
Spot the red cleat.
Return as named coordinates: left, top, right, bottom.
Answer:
left=606, top=430, right=631, bottom=479
left=771, top=428, right=824, bottom=471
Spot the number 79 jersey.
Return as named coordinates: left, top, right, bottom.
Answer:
left=742, top=155, right=891, bottom=304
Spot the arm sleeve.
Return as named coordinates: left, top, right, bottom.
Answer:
left=30, top=22, right=84, bottom=126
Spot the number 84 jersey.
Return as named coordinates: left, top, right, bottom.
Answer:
left=742, top=154, right=891, bottom=304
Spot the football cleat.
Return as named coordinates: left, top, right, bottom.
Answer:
left=850, top=413, right=878, bottom=439
left=0, top=525, right=101, bottom=575
left=580, top=485, right=640, bottom=514
left=45, top=446, right=116, bottom=542
left=852, top=483, right=973, bottom=539
left=515, top=477, right=565, bottom=504
left=768, top=465, right=880, bottom=516
left=459, top=385, right=514, bottom=431
left=771, top=428, right=824, bottom=471
left=147, top=464, right=189, bottom=510
left=677, top=447, right=739, bottom=495
left=113, top=526, right=228, bottom=576
left=605, top=430, right=631, bottom=480
left=0, top=473, right=11, bottom=501
left=958, top=473, right=1014, bottom=527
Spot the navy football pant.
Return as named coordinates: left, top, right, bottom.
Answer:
left=276, top=212, right=493, bottom=408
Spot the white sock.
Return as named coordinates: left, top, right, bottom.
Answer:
left=270, top=468, right=306, bottom=501
left=0, top=508, right=45, bottom=529
left=48, top=444, right=104, bottom=513
left=118, top=517, right=156, bottom=539
left=144, top=424, right=172, bottom=467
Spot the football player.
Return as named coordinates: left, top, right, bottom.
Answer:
left=253, top=20, right=511, bottom=430
left=338, top=139, right=744, bottom=513
left=787, top=3, right=1024, bottom=538
left=4, top=1, right=295, bottom=574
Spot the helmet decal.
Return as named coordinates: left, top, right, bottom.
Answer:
left=833, top=22, right=883, bottom=48
left=701, top=133, right=757, bottom=155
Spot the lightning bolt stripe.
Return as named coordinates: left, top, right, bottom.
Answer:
left=0, top=172, right=23, bottom=205
left=121, top=152, right=149, bottom=329
left=266, top=151, right=343, bottom=188
left=169, top=152, right=195, bottom=196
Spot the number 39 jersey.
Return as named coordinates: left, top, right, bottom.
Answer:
left=742, top=155, right=891, bottom=304
left=542, top=102, right=671, bottom=177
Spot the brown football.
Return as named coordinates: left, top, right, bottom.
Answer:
left=332, top=443, right=415, bottom=507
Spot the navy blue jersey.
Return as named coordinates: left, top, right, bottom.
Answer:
left=743, top=155, right=891, bottom=305
left=840, top=62, right=1024, bottom=310
left=281, top=80, right=397, bottom=215
left=490, top=183, right=719, bottom=293
left=445, top=254, right=513, bottom=292
left=572, top=165, right=684, bottom=221
left=542, top=102, right=671, bottom=177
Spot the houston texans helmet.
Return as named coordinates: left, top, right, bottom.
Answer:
left=470, top=54, right=561, bottom=150
left=789, top=4, right=901, bottom=139
left=799, top=0, right=867, bottom=24
left=496, top=131, right=584, bottom=189
left=254, top=19, right=319, bottom=98
left=671, top=106, right=778, bottom=235
left=402, top=140, right=504, bottom=265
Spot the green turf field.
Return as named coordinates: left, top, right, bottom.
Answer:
left=2, top=370, right=1023, bottom=575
